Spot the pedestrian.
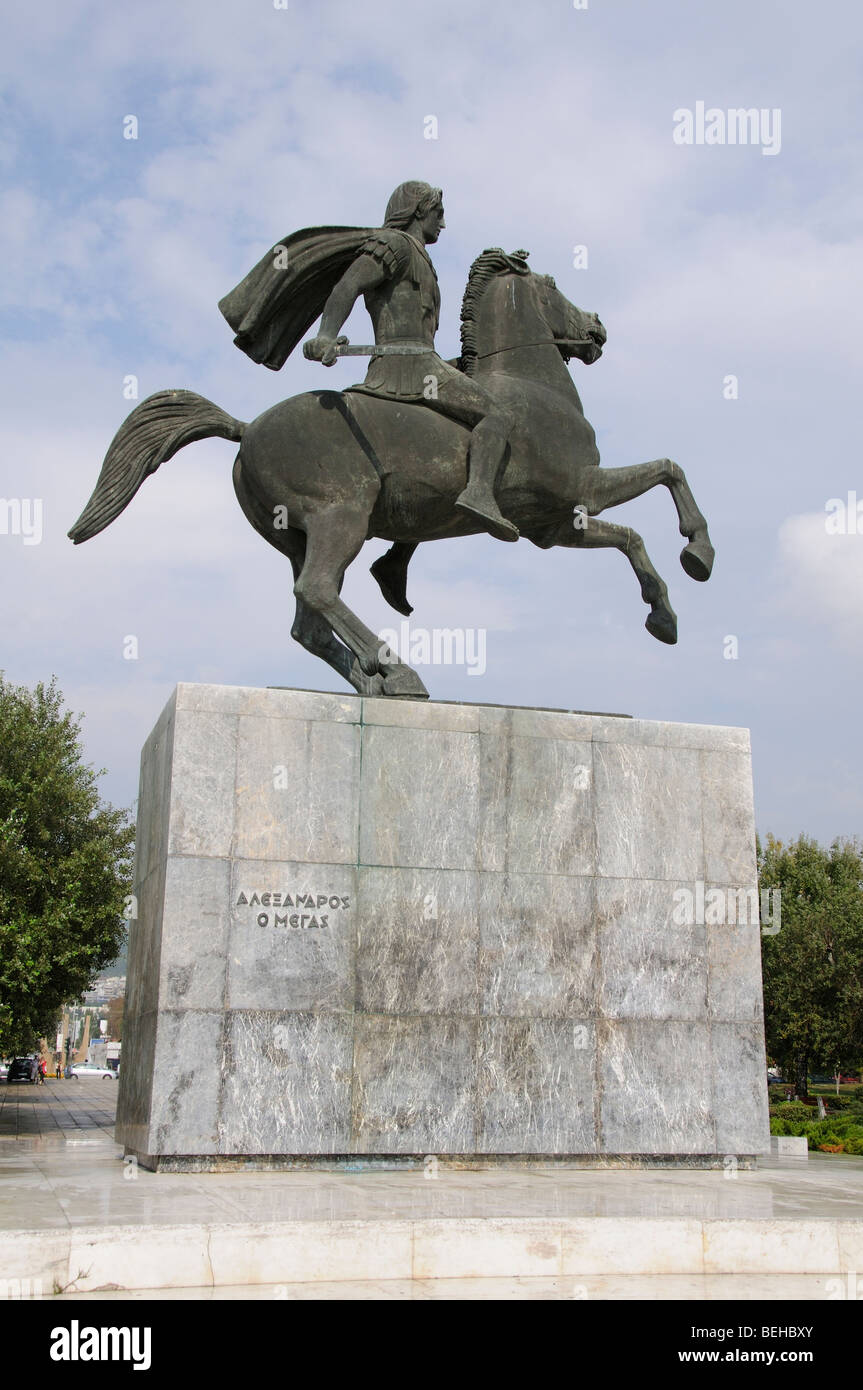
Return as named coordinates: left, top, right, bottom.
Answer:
left=37, top=1058, right=47, bottom=1085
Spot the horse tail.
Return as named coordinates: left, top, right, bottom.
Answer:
left=68, top=389, right=246, bottom=543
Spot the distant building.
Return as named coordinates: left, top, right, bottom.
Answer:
left=82, top=975, right=126, bottom=1005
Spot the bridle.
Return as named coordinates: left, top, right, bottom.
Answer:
left=477, top=336, right=600, bottom=360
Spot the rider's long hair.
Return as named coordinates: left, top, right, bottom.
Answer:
left=384, top=181, right=442, bottom=229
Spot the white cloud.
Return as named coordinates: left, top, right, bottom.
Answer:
left=776, top=509, right=863, bottom=637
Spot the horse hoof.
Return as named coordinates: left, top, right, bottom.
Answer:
left=680, top=538, right=714, bottom=582
left=347, top=663, right=386, bottom=697
left=646, top=609, right=678, bottom=645
left=380, top=666, right=429, bottom=700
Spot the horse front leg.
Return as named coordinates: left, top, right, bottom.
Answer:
left=577, top=459, right=715, bottom=582
left=546, top=515, right=678, bottom=644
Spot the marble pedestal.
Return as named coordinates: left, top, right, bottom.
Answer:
left=116, top=684, right=770, bottom=1169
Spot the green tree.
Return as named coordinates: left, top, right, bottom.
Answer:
left=759, top=834, right=863, bottom=1096
left=0, top=675, right=134, bottom=1055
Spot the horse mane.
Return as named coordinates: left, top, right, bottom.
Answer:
left=459, top=247, right=531, bottom=375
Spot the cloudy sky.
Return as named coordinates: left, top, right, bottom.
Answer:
left=1, top=0, right=860, bottom=846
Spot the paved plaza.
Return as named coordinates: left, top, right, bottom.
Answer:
left=2, top=1079, right=862, bottom=1298
left=0, top=1077, right=117, bottom=1139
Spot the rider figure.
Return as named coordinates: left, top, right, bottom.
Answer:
left=303, top=181, right=519, bottom=543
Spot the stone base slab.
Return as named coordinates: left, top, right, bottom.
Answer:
left=10, top=1214, right=862, bottom=1292
left=129, top=1151, right=761, bottom=1173
left=117, top=684, right=770, bottom=1164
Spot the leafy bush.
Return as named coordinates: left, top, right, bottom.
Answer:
left=770, top=1097, right=854, bottom=1123
left=769, top=1102, right=816, bottom=1122
left=768, top=1115, right=863, bottom=1151
left=806, top=1093, right=850, bottom=1109
left=829, top=1117, right=863, bottom=1137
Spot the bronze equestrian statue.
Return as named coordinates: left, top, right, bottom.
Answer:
left=69, top=179, right=714, bottom=699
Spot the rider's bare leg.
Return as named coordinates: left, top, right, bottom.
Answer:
left=457, top=416, right=519, bottom=542
left=425, top=382, right=519, bottom=542
left=370, top=542, right=417, bottom=616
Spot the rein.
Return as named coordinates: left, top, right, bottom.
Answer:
left=477, top=337, right=594, bottom=360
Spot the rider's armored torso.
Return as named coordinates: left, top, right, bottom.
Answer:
left=348, top=228, right=463, bottom=401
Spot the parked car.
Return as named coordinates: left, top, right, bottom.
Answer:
left=0, top=1061, right=8, bottom=1079
left=767, top=1073, right=786, bottom=1085
left=6, top=1056, right=39, bottom=1084
left=69, top=1063, right=117, bottom=1080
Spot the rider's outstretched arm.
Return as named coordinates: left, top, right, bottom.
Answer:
left=304, top=234, right=408, bottom=364
left=318, top=255, right=386, bottom=341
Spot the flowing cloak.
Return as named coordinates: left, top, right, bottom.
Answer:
left=218, top=225, right=372, bottom=371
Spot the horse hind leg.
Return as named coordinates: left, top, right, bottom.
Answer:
left=262, top=523, right=358, bottom=689
left=287, top=539, right=358, bottom=688
left=291, top=596, right=366, bottom=689
left=232, top=459, right=377, bottom=692
left=295, top=508, right=429, bottom=698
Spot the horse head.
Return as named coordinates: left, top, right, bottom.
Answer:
left=460, top=248, right=606, bottom=374
left=531, top=267, right=606, bottom=365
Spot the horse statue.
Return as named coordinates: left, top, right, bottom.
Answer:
left=68, top=246, right=714, bottom=699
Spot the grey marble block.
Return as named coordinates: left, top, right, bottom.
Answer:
left=116, top=684, right=770, bottom=1166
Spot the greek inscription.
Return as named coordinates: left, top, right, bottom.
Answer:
left=236, top=889, right=350, bottom=930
